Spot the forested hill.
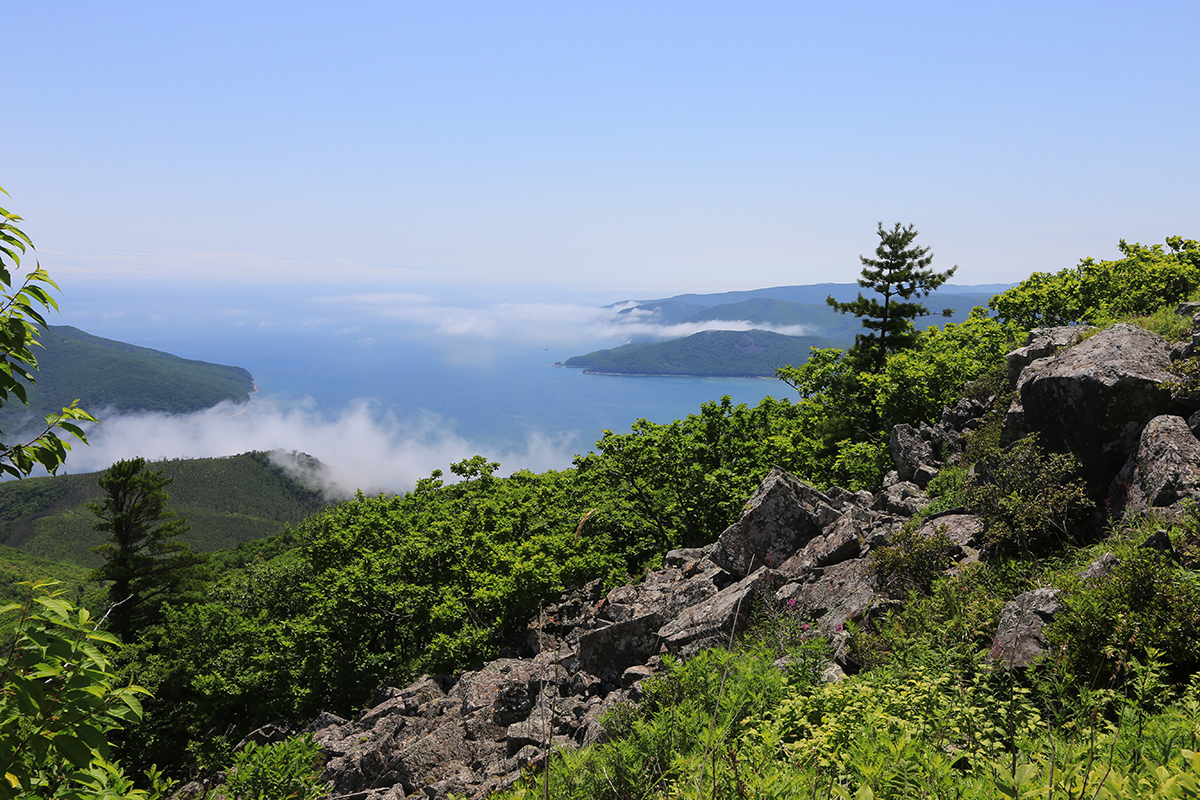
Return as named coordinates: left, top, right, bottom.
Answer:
left=627, top=281, right=1006, bottom=311
left=563, top=285, right=1003, bottom=374
left=0, top=451, right=327, bottom=570
left=562, top=329, right=841, bottom=376
left=613, top=283, right=1001, bottom=337
left=0, top=324, right=255, bottom=428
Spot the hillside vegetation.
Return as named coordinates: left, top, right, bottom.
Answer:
left=0, top=324, right=254, bottom=431
left=0, top=451, right=327, bottom=568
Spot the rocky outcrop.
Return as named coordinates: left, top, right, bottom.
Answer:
left=269, top=462, right=969, bottom=799
left=1005, top=324, right=1191, bottom=496
left=220, top=316, right=1200, bottom=800
left=890, top=424, right=935, bottom=486
left=710, top=468, right=839, bottom=577
left=889, top=418, right=970, bottom=489
left=1005, top=326, right=1089, bottom=388
left=658, top=567, right=779, bottom=655
left=875, top=480, right=931, bottom=516
left=1111, top=414, right=1200, bottom=516
left=919, top=512, right=985, bottom=572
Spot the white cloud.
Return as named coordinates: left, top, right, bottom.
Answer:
left=583, top=318, right=814, bottom=341
left=61, top=398, right=582, bottom=499
left=318, top=294, right=813, bottom=346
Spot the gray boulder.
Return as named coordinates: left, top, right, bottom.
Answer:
left=941, top=397, right=988, bottom=432
left=598, top=562, right=727, bottom=624
left=916, top=512, right=983, bottom=550
left=1080, top=552, right=1119, bottom=580
left=890, top=423, right=935, bottom=485
left=776, top=559, right=885, bottom=636
left=1009, top=324, right=1187, bottom=496
left=1141, top=529, right=1179, bottom=559
left=794, top=514, right=864, bottom=570
left=1111, top=414, right=1200, bottom=515
left=987, top=588, right=1062, bottom=668
left=874, top=481, right=929, bottom=517
left=916, top=512, right=985, bottom=571
left=657, top=567, right=778, bottom=656
left=576, top=613, right=664, bottom=682
left=710, top=468, right=837, bottom=577
left=1006, top=326, right=1088, bottom=389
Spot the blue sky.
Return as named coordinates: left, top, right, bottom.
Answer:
left=7, top=1, right=1200, bottom=304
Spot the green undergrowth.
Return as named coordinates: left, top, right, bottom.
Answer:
left=497, top=635, right=1200, bottom=800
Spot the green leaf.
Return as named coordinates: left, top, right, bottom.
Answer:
left=116, top=690, right=144, bottom=719
left=53, top=733, right=97, bottom=769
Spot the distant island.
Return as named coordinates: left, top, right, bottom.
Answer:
left=0, top=324, right=255, bottom=429
left=561, top=329, right=841, bottom=377
left=562, top=282, right=1005, bottom=376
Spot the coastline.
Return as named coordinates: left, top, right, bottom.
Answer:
left=578, top=370, right=776, bottom=379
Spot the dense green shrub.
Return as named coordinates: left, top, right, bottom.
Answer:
left=847, top=571, right=1010, bottom=675
left=1050, top=533, right=1200, bottom=686
left=964, top=434, right=1093, bottom=556
left=989, top=236, right=1200, bottom=329
left=871, top=523, right=959, bottom=598
left=871, top=467, right=971, bottom=598
left=775, top=309, right=1015, bottom=490
left=210, top=734, right=327, bottom=800
left=497, top=637, right=1200, bottom=800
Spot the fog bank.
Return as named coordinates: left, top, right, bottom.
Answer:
left=61, top=398, right=583, bottom=499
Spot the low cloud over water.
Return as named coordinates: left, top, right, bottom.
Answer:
left=60, top=398, right=582, bottom=499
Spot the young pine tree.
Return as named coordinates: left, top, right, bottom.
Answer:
left=828, top=221, right=957, bottom=370
left=89, top=457, right=207, bottom=640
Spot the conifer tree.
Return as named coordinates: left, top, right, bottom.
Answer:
left=89, top=457, right=206, bottom=639
left=828, top=221, right=957, bottom=369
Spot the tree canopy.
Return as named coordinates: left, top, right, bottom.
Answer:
left=989, top=236, right=1200, bottom=328
left=88, top=458, right=206, bottom=640
left=828, top=221, right=957, bottom=369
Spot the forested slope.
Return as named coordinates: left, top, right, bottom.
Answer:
left=0, top=451, right=327, bottom=567
left=0, top=324, right=254, bottom=431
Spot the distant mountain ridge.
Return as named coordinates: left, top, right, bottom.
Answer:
left=0, top=325, right=255, bottom=429
left=567, top=282, right=1008, bottom=373
left=624, top=282, right=1012, bottom=309
left=611, top=283, right=1000, bottom=343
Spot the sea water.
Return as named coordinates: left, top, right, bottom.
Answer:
left=191, top=326, right=788, bottom=459
left=52, top=281, right=794, bottom=484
